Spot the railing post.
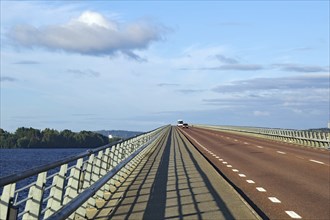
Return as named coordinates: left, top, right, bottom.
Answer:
left=0, top=183, right=16, bottom=220
left=23, top=172, right=47, bottom=220
left=63, top=158, right=83, bottom=205
left=82, top=154, right=95, bottom=189
left=44, top=164, right=68, bottom=218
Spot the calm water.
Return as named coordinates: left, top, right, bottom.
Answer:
left=0, top=148, right=87, bottom=218
left=0, top=148, right=86, bottom=178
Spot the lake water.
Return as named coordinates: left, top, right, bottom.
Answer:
left=0, top=148, right=86, bottom=178
left=0, top=148, right=88, bottom=218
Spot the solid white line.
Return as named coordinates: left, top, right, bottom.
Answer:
left=268, top=197, right=281, bottom=203
left=309, top=159, right=325, bottom=165
left=246, top=180, right=255, bottom=184
left=226, top=165, right=232, bottom=167
left=285, top=211, right=302, bottom=219
left=232, top=169, right=239, bottom=172
left=238, top=174, right=246, bottom=177
left=256, top=187, right=266, bottom=192
left=277, top=151, right=286, bottom=154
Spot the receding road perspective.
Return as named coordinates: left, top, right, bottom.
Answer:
left=1, top=1, right=329, bottom=220
left=181, top=126, right=330, bottom=219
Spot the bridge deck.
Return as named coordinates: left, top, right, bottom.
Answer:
left=85, top=127, right=259, bottom=219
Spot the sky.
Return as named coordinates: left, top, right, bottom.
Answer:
left=0, top=1, right=329, bottom=132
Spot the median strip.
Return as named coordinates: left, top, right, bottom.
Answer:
left=276, top=151, right=286, bottom=154
left=309, top=159, right=324, bottom=165
left=256, top=187, right=266, bottom=192
left=285, top=211, right=302, bottom=219
left=268, top=197, right=281, bottom=203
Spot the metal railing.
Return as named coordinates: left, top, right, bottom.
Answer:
left=0, top=125, right=168, bottom=220
left=196, top=125, right=329, bottom=148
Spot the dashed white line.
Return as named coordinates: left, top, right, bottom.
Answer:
left=219, top=159, right=223, bottom=161
left=256, top=187, right=266, bottom=192
left=268, top=197, right=281, bottom=203
left=222, top=162, right=228, bottom=164
left=232, top=169, right=239, bottom=172
left=238, top=174, right=246, bottom=177
left=216, top=156, right=219, bottom=158
left=309, top=159, right=325, bottom=165
left=244, top=142, right=249, bottom=144
left=246, top=180, right=255, bottom=184
left=257, top=146, right=263, bottom=148
left=285, top=211, right=302, bottom=219
left=277, top=151, right=286, bottom=154
left=226, top=165, right=232, bottom=167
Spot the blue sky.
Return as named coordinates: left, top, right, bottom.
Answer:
left=1, top=1, right=329, bottom=132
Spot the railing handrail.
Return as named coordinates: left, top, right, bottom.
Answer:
left=0, top=131, right=148, bottom=187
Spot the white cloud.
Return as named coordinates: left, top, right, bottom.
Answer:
left=7, top=11, right=167, bottom=56
left=253, top=111, right=270, bottom=116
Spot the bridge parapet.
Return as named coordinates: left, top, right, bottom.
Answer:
left=0, top=125, right=168, bottom=220
left=196, top=125, right=329, bottom=148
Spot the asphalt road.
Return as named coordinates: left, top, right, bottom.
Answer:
left=181, top=126, right=330, bottom=219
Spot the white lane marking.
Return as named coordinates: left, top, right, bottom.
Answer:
left=268, top=197, right=281, bottom=203
left=232, top=169, right=239, bottom=172
left=238, top=174, right=246, bottom=177
left=213, top=154, right=217, bottom=157
left=234, top=139, right=238, bottom=141
left=246, top=180, right=255, bottom=184
left=285, top=211, right=302, bottom=219
left=257, top=146, right=263, bottom=148
left=216, top=156, right=219, bottom=158
left=244, top=142, right=249, bottom=144
left=256, top=187, right=266, bottom=192
left=219, top=159, right=223, bottom=161
left=309, top=159, right=325, bottom=165
left=277, top=151, right=286, bottom=154
left=226, top=165, right=232, bottom=167
left=222, top=162, right=228, bottom=164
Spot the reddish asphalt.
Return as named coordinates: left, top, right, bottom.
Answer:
left=180, top=126, right=330, bottom=220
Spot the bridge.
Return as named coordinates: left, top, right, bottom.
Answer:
left=0, top=125, right=329, bottom=220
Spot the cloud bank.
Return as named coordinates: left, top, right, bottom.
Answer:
left=212, top=74, right=329, bottom=93
left=7, top=11, right=167, bottom=56
left=207, top=74, right=328, bottom=116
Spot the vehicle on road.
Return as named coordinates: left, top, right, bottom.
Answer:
left=177, top=120, right=184, bottom=127
left=183, top=123, right=189, bottom=128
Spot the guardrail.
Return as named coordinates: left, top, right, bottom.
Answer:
left=0, top=125, right=168, bottom=220
left=196, top=125, right=329, bottom=148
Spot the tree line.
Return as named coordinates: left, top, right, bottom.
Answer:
left=0, top=127, right=118, bottom=148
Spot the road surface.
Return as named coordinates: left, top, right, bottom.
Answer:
left=181, top=126, right=330, bottom=219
